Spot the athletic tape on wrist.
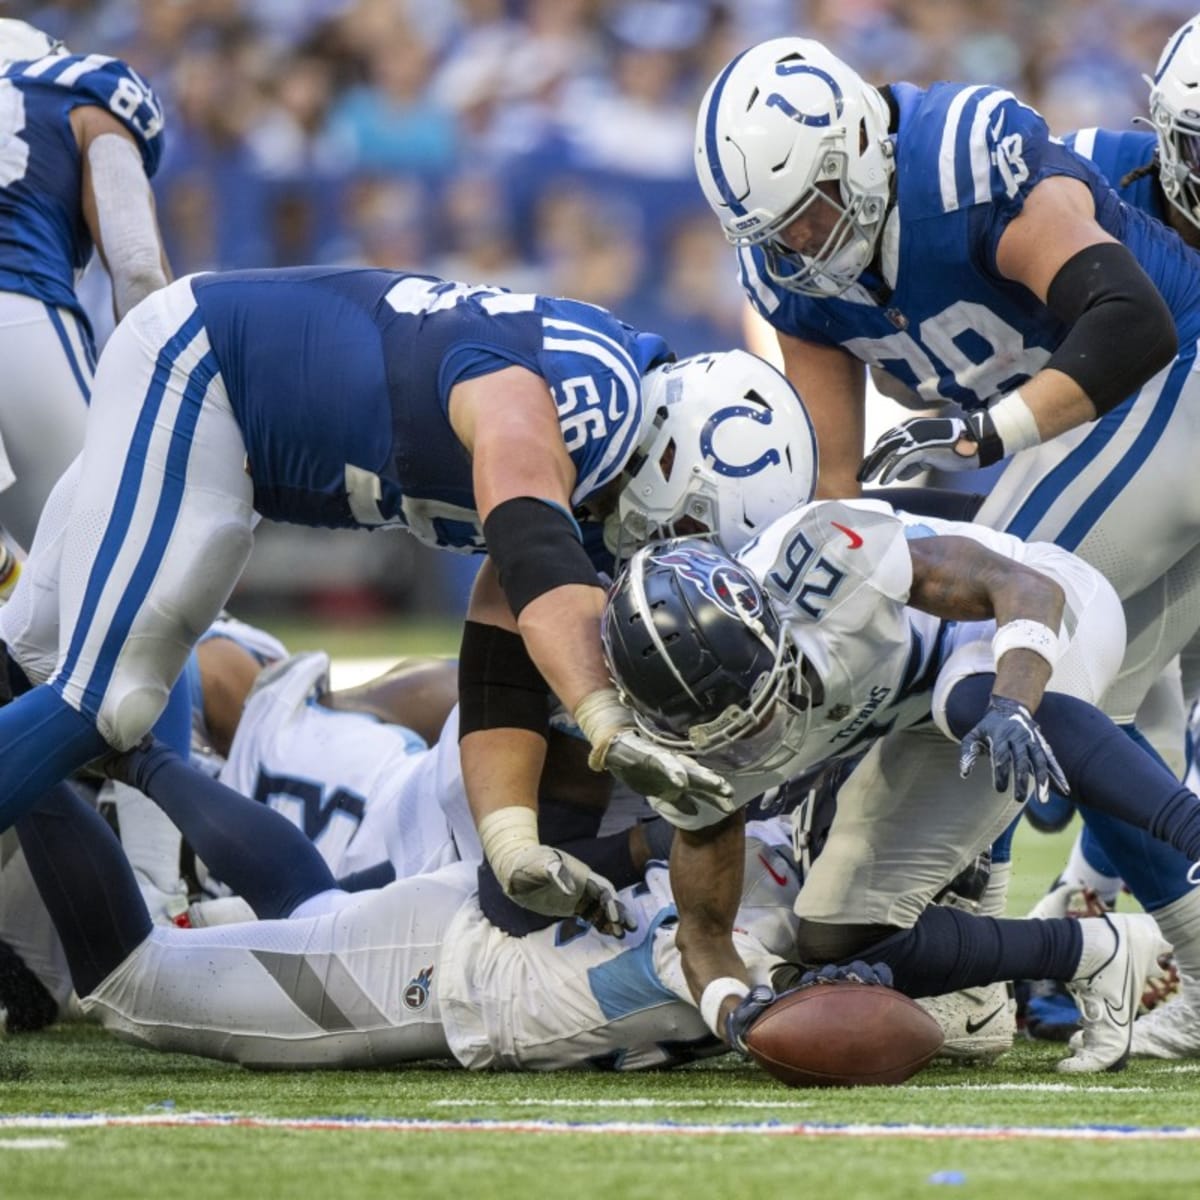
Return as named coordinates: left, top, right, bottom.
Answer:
left=700, top=976, right=750, bottom=1039
left=992, top=618, right=1063, bottom=672
left=477, top=805, right=540, bottom=891
left=987, top=390, right=1041, bottom=457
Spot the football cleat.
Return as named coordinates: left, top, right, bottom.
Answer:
left=1130, top=975, right=1200, bottom=1059
left=1058, top=913, right=1170, bottom=1073
left=918, top=982, right=1015, bottom=1062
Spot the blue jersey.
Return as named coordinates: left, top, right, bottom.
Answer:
left=1064, top=128, right=1164, bottom=221
left=0, top=54, right=164, bottom=333
left=190, top=268, right=670, bottom=549
left=742, top=83, right=1200, bottom=413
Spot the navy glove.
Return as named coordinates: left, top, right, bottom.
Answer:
left=724, top=984, right=777, bottom=1053
left=797, top=960, right=894, bottom=988
left=959, top=696, right=1070, bottom=805
left=857, top=416, right=986, bottom=485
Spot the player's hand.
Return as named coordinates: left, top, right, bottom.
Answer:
left=959, top=696, right=1069, bottom=805
left=796, top=960, right=894, bottom=988
left=575, top=687, right=733, bottom=811
left=505, top=842, right=637, bottom=937
left=724, top=984, right=777, bottom=1053
left=857, top=416, right=981, bottom=485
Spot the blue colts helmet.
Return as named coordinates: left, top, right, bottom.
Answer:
left=602, top=538, right=811, bottom=774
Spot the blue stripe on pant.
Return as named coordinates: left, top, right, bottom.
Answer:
left=43, top=303, right=92, bottom=403
left=56, top=309, right=205, bottom=708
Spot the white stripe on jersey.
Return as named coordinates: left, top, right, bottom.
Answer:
left=51, top=54, right=115, bottom=87
left=542, top=318, right=641, bottom=496
left=1071, top=127, right=1099, bottom=161
left=939, top=86, right=986, bottom=211
left=17, top=54, right=68, bottom=79
left=738, top=246, right=780, bottom=316
left=969, top=90, right=1015, bottom=205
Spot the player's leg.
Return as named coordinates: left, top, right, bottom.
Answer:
left=0, top=279, right=255, bottom=830
left=0, top=296, right=92, bottom=551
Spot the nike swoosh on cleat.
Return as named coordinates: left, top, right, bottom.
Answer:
left=964, top=1004, right=1007, bottom=1035
left=830, top=522, right=863, bottom=549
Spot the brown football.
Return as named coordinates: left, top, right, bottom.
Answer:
left=744, top=981, right=945, bottom=1087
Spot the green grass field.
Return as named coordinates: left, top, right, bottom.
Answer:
left=1, top=624, right=1193, bottom=1199
left=2, top=820, right=1191, bottom=1200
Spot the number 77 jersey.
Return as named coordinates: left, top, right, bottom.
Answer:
left=740, top=81, right=1200, bottom=412
left=0, top=53, right=164, bottom=334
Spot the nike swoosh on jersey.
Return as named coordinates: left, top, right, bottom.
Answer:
left=830, top=521, right=864, bottom=549
left=758, top=852, right=788, bottom=887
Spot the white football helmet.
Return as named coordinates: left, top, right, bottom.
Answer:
left=606, top=349, right=818, bottom=559
left=0, top=20, right=64, bottom=67
left=695, top=37, right=893, bottom=296
left=1149, top=19, right=1200, bottom=232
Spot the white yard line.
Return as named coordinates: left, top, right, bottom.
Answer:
left=0, top=1113, right=1194, bottom=1141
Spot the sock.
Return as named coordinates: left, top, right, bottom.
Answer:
left=979, top=859, right=1012, bottom=918
left=0, top=685, right=109, bottom=831
left=1146, top=887, right=1200, bottom=981
left=946, top=676, right=1200, bottom=861
left=150, top=671, right=193, bottom=760
left=1078, top=807, right=1193, bottom=911
left=1074, top=916, right=1119, bottom=979
left=15, top=784, right=152, bottom=997
left=835, top=905, right=1083, bottom=998
left=1065, top=827, right=1122, bottom=908
left=117, top=737, right=336, bottom=920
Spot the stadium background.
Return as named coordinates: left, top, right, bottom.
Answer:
left=4, top=0, right=1192, bottom=626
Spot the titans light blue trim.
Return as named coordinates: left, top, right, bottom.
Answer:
left=587, top=909, right=679, bottom=1021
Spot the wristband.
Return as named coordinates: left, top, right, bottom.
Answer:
left=477, top=805, right=540, bottom=891
left=699, top=976, right=750, bottom=1038
left=992, top=618, right=1063, bottom=672
left=986, top=390, right=1041, bottom=458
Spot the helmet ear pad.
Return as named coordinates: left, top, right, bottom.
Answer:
left=602, top=541, right=783, bottom=738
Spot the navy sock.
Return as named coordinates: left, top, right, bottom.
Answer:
left=336, top=860, right=396, bottom=892
left=16, top=784, right=152, bottom=997
left=845, top=906, right=1084, bottom=998
left=150, top=671, right=193, bottom=760
left=118, top=737, right=337, bottom=919
left=947, top=675, right=1200, bottom=861
left=0, top=686, right=109, bottom=832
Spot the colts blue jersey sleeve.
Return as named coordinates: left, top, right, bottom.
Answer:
left=0, top=53, right=165, bottom=329
left=1064, top=128, right=1163, bottom=220
left=741, top=83, right=1200, bottom=413
left=191, top=269, right=670, bottom=551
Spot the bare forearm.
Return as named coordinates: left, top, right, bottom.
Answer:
left=516, top=582, right=610, bottom=713
left=671, top=813, right=748, bottom=1001
left=460, top=727, right=546, bottom=825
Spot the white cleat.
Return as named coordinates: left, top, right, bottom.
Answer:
left=918, top=982, right=1015, bottom=1062
left=1058, top=913, right=1169, bottom=1074
left=1130, top=977, right=1200, bottom=1059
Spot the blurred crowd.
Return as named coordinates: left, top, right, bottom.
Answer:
left=4, top=0, right=1196, bottom=618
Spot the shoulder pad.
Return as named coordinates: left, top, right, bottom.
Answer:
left=24, top=55, right=165, bottom=176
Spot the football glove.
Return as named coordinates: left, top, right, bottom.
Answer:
left=857, top=416, right=990, bottom=485
left=797, top=960, right=894, bottom=988
left=959, top=696, right=1069, bottom=805
left=505, top=842, right=636, bottom=938
left=724, top=984, right=777, bottom=1053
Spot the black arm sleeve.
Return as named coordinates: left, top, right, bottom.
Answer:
left=1044, top=242, right=1178, bottom=416
left=458, top=619, right=550, bottom=738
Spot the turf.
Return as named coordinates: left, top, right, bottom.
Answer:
left=1, top=820, right=1192, bottom=1200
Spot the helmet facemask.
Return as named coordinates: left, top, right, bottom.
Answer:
left=1151, top=91, right=1200, bottom=230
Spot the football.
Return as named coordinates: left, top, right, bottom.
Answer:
left=744, top=981, right=945, bottom=1087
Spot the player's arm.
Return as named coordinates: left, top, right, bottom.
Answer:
left=670, top=810, right=753, bottom=1042
left=859, top=175, right=1178, bottom=484
left=70, top=105, right=172, bottom=322
left=907, top=534, right=1064, bottom=713
left=777, top=331, right=866, bottom=499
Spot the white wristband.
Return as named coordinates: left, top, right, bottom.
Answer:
left=699, top=976, right=750, bottom=1038
left=992, top=618, right=1063, bottom=672
left=477, top=805, right=540, bottom=892
left=988, top=390, right=1041, bottom=457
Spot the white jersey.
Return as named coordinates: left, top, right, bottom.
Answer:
left=83, top=823, right=799, bottom=1072
left=722, top=499, right=1120, bottom=811
left=218, top=652, right=480, bottom=880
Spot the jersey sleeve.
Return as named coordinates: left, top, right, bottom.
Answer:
left=741, top=499, right=914, bottom=624
left=58, top=57, right=166, bottom=176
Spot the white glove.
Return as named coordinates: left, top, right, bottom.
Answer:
left=575, top=688, right=734, bottom=819
left=478, top=806, right=635, bottom=937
